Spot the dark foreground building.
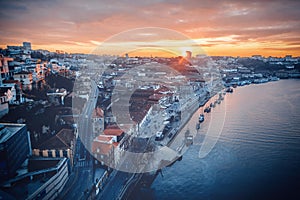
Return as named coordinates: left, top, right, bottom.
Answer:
left=0, top=123, right=31, bottom=180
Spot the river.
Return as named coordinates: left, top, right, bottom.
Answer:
left=149, top=79, right=300, bottom=199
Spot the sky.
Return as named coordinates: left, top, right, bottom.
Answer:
left=0, top=0, right=300, bottom=57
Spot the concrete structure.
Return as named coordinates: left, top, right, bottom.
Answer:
left=32, top=129, right=75, bottom=165
left=46, top=88, right=67, bottom=105
left=0, top=123, right=31, bottom=180
left=1, top=157, right=69, bottom=200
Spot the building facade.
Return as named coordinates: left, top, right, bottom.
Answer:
left=0, top=123, right=31, bottom=180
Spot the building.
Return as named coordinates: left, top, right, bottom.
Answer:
left=0, top=123, right=31, bottom=180
left=0, top=85, right=17, bottom=104
left=32, top=129, right=75, bottom=165
left=46, top=88, right=67, bottom=105
left=2, top=80, right=23, bottom=104
left=92, top=139, right=116, bottom=166
left=1, top=157, right=69, bottom=200
left=22, top=42, right=31, bottom=50
left=13, top=71, right=33, bottom=89
left=186, top=51, right=192, bottom=61
left=103, top=127, right=125, bottom=142
left=92, top=126, right=125, bottom=167
left=0, top=89, right=9, bottom=117
left=92, top=107, right=104, bottom=136
left=0, top=55, right=13, bottom=81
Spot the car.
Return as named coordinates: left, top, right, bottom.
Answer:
left=155, top=131, right=164, bottom=141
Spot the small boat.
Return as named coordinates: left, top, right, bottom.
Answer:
left=204, top=106, right=211, bottom=113
left=196, top=123, right=200, bottom=130
left=226, top=87, right=233, bottom=93
left=218, top=93, right=224, bottom=100
left=199, top=114, right=204, bottom=123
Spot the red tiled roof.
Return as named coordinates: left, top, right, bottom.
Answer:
left=103, top=128, right=124, bottom=136
left=92, top=107, right=104, bottom=118
left=113, top=142, right=119, bottom=148
left=35, top=129, right=74, bottom=150
left=149, top=93, right=165, bottom=101
left=155, top=85, right=171, bottom=93
left=3, top=80, right=20, bottom=84
left=95, top=135, right=113, bottom=143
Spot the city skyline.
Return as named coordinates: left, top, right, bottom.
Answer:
left=0, top=0, right=300, bottom=57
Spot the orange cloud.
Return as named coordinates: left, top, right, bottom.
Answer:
left=0, top=0, right=299, bottom=57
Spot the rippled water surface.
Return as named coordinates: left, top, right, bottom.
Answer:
left=151, top=79, right=300, bottom=200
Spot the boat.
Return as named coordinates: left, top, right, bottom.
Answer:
left=199, top=114, right=204, bottom=123
left=269, top=76, right=280, bottom=81
left=196, top=123, right=200, bottom=130
left=218, top=93, right=224, bottom=100
left=226, top=87, right=233, bottom=93
left=204, top=106, right=211, bottom=113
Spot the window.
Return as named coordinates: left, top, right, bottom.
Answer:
left=55, top=150, right=60, bottom=157
left=63, top=150, right=68, bottom=157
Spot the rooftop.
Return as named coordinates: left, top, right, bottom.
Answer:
left=129, top=88, right=154, bottom=123
left=2, top=79, right=20, bottom=84
left=0, top=87, right=10, bottom=96
left=92, top=141, right=113, bottom=155
left=92, top=107, right=104, bottom=118
left=1, top=157, right=68, bottom=200
left=14, top=71, right=32, bottom=75
left=0, top=123, right=26, bottom=144
left=103, top=128, right=124, bottom=136
left=94, top=135, right=114, bottom=143
left=34, top=128, right=74, bottom=150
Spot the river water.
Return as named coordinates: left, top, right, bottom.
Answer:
left=150, top=79, right=300, bottom=199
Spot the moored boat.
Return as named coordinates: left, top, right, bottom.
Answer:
left=196, top=123, right=200, bottom=130
left=199, top=114, right=204, bottom=123
left=226, top=87, right=233, bottom=93
left=204, top=106, right=211, bottom=113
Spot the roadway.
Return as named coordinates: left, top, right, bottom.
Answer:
left=60, top=80, right=99, bottom=200
left=59, top=139, right=94, bottom=200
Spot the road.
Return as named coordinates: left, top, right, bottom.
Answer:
left=60, top=80, right=99, bottom=200
left=80, top=80, right=98, bottom=151
left=97, top=170, right=134, bottom=200
left=59, top=139, right=94, bottom=200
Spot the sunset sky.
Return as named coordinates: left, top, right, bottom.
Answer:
left=0, top=0, right=300, bottom=57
